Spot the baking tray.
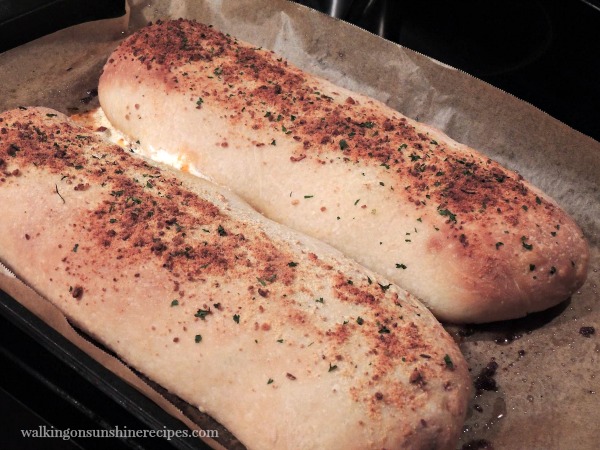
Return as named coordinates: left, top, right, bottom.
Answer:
left=0, top=0, right=599, bottom=449
left=0, top=290, right=210, bottom=450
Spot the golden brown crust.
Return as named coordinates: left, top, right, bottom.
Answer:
left=0, top=107, right=470, bottom=449
left=99, top=19, right=590, bottom=323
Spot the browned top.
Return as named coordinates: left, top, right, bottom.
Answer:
left=111, top=19, right=562, bottom=240
left=102, top=19, right=590, bottom=311
left=0, top=107, right=297, bottom=285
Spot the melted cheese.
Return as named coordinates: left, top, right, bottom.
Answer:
left=72, top=108, right=213, bottom=182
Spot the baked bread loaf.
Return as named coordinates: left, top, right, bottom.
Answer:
left=98, top=19, right=590, bottom=323
left=0, top=107, right=470, bottom=449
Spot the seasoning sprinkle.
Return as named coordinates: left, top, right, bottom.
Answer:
left=378, top=323, right=391, bottom=334
left=55, top=184, right=65, bottom=203
left=195, top=308, right=211, bottom=320
left=378, top=282, right=391, bottom=292
left=438, top=208, right=457, bottom=223
left=521, top=236, right=533, bottom=251
left=444, top=354, right=454, bottom=369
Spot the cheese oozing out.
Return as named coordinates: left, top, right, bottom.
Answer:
left=72, top=108, right=213, bottom=182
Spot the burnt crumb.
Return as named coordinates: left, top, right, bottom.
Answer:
left=374, top=392, right=384, bottom=401
left=473, top=403, right=483, bottom=412
left=579, top=326, right=595, bottom=338
left=473, top=360, right=499, bottom=393
left=518, top=349, right=526, bottom=358
left=286, top=373, right=297, bottom=380
left=7, top=143, right=20, bottom=157
left=74, top=183, right=90, bottom=191
left=409, top=368, right=426, bottom=387
left=290, top=154, right=306, bottom=162
left=71, top=285, right=84, bottom=299
left=151, top=241, right=168, bottom=253
left=462, top=439, right=494, bottom=450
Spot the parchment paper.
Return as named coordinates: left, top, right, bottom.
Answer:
left=0, top=0, right=598, bottom=449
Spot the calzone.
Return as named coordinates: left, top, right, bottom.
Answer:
left=0, top=107, right=470, bottom=450
left=99, top=19, right=590, bottom=323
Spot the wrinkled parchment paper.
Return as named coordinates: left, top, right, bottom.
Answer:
left=1, top=0, right=599, bottom=448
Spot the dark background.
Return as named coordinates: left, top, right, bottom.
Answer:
left=292, top=0, right=600, bottom=142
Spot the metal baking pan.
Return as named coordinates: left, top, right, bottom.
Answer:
left=0, top=290, right=211, bottom=449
